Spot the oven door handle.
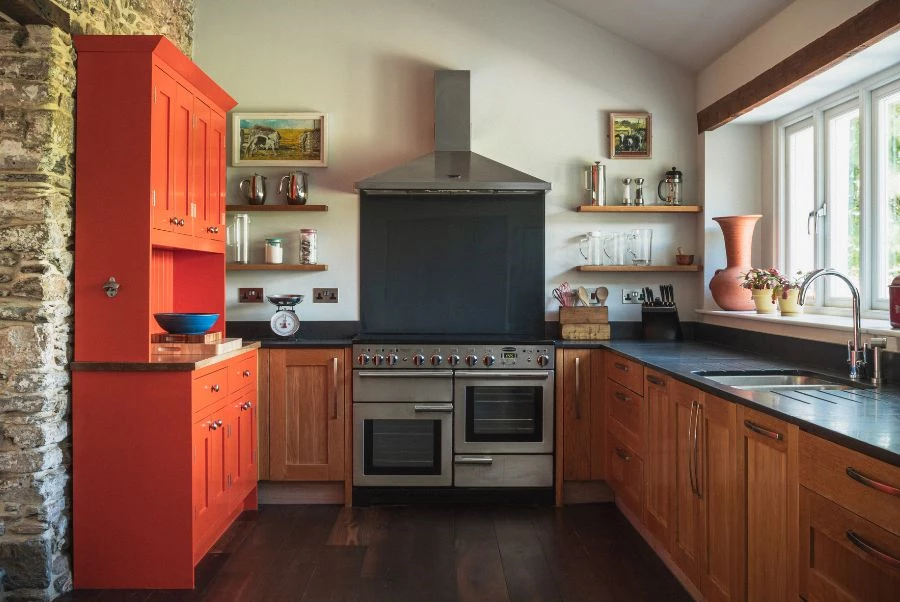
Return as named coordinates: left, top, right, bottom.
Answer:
left=356, top=370, right=451, bottom=378
left=454, top=456, right=494, bottom=465
left=413, top=403, right=454, bottom=412
left=454, top=371, right=551, bottom=379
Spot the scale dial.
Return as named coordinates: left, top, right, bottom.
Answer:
left=270, top=309, right=300, bottom=337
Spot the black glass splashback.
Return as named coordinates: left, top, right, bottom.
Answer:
left=360, top=191, right=545, bottom=337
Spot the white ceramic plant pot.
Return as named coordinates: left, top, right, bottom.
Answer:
left=751, top=289, right=776, bottom=313
left=778, top=288, right=803, bottom=315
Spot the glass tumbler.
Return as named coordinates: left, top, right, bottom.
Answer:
left=628, top=228, right=653, bottom=266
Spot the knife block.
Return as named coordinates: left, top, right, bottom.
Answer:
left=641, top=306, right=683, bottom=341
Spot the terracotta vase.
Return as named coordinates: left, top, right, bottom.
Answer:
left=751, top=289, right=776, bottom=313
left=709, top=215, right=761, bottom=311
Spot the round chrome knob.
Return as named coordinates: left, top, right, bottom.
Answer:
left=386, top=353, right=399, bottom=366
left=209, top=419, right=223, bottom=431
left=211, top=384, right=220, bottom=393
left=430, top=354, right=443, bottom=366
left=243, top=369, right=252, bottom=377
left=447, top=354, right=460, bottom=367
left=412, top=354, right=426, bottom=366
left=170, top=217, right=179, bottom=225
left=537, top=355, right=550, bottom=367
left=483, top=355, right=496, bottom=367
left=357, top=353, right=371, bottom=366
left=241, top=401, right=253, bottom=410
left=177, top=218, right=185, bottom=227
left=373, top=354, right=385, bottom=366
left=465, top=354, right=479, bottom=367
left=208, top=226, right=219, bottom=234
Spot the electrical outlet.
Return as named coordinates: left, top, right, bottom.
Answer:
left=622, top=289, right=646, bottom=304
left=239, top=287, right=263, bottom=303
left=313, top=288, right=339, bottom=303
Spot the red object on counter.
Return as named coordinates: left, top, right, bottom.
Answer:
left=890, top=275, right=900, bottom=328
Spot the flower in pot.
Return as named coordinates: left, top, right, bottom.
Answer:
left=773, top=270, right=810, bottom=315
left=739, top=268, right=782, bottom=313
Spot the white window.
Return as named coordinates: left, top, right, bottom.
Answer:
left=778, top=68, right=900, bottom=316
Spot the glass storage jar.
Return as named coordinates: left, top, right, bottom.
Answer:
left=299, top=229, right=317, bottom=264
left=265, top=237, right=283, bottom=264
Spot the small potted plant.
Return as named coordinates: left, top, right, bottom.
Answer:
left=740, top=268, right=782, bottom=313
left=773, top=270, right=810, bottom=315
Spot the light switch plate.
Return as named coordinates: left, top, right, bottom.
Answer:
left=238, top=287, right=263, bottom=303
left=622, top=289, right=646, bottom=304
left=313, top=288, right=338, bottom=303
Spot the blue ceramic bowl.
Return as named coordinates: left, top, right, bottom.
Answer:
left=153, top=313, right=219, bottom=335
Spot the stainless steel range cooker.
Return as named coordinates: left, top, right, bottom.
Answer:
left=351, top=341, right=554, bottom=495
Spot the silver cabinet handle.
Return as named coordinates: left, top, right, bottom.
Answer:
left=846, top=530, right=900, bottom=568
left=693, top=401, right=702, bottom=499
left=614, top=361, right=629, bottom=372
left=743, top=420, right=783, bottom=441
left=454, top=456, right=493, bottom=465
left=455, top=371, right=551, bottom=379
left=331, top=357, right=339, bottom=420
left=688, top=400, right=697, bottom=496
left=574, top=356, right=581, bottom=420
left=846, top=467, right=900, bottom=497
left=646, top=374, right=666, bottom=387
left=356, top=370, right=450, bottom=378
left=615, top=447, right=631, bottom=462
left=413, top=404, right=453, bottom=412
left=614, top=391, right=631, bottom=403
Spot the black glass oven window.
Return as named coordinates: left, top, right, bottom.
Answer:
left=364, top=419, right=441, bottom=475
left=465, top=386, right=542, bottom=442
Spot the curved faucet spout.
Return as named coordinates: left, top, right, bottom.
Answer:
left=798, top=268, right=864, bottom=379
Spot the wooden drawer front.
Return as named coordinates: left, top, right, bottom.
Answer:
left=229, top=353, right=257, bottom=395
left=607, top=380, right=643, bottom=457
left=801, top=487, right=900, bottom=601
left=607, top=430, right=643, bottom=518
left=800, top=431, right=900, bottom=536
left=192, top=367, right=229, bottom=415
left=605, top=353, right=644, bottom=395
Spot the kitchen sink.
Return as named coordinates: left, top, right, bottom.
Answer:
left=692, top=370, right=864, bottom=391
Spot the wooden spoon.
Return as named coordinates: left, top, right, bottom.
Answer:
left=594, top=286, right=609, bottom=306
left=577, top=286, right=592, bottom=307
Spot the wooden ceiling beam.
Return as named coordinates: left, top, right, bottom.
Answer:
left=0, top=0, right=70, bottom=30
left=697, top=0, right=900, bottom=133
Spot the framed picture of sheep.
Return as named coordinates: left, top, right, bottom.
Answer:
left=609, top=112, right=651, bottom=159
left=231, top=112, right=328, bottom=166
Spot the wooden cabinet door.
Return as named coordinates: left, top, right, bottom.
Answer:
left=269, top=348, right=346, bottom=481
left=643, top=369, right=673, bottom=548
left=737, top=406, right=799, bottom=602
left=670, top=379, right=701, bottom=586
left=151, top=67, right=176, bottom=233
left=172, top=83, right=193, bottom=237
left=699, top=394, right=739, bottom=602
left=561, top=348, right=592, bottom=480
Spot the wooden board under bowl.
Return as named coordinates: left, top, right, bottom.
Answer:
left=150, top=337, right=242, bottom=356
left=150, top=331, right=223, bottom=344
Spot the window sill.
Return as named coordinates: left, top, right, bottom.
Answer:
left=696, top=309, right=900, bottom=352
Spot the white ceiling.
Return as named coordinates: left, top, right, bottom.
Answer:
left=546, top=0, right=794, bottom=72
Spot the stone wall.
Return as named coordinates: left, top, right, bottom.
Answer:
left=0, top=3, right=194, bottom=600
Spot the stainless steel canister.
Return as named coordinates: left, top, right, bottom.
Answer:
left=585, top=162, right=606, bottom=206
left=299, top=229, right=317, bottom=264
left=227, top=213, right=250, bottom=264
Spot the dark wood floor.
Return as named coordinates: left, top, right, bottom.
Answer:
left=59, top=503, right=690, bottom=601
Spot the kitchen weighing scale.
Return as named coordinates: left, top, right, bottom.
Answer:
left=267, top=294, right=304, bottom=337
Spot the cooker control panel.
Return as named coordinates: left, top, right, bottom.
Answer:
left=352, top=344, right=554, bottom=370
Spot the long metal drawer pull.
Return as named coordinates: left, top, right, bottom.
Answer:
left=454, top=456, right=494, bottom=465
left=846, top=467, right=900, bottom=497
left=614, top=362, right=629, bottom=372
left=455, top=371, right=551, bottom=379
left=693, top=402, right=702, bottom=500
left=413, top=404, right=453, bottom=412
left=646, top=374, right=665, bottom=386
left=846, top=530, right=900, bottom=568
left=331, top=357, right=339, bottom=420
left=615, top=447, right=631, bottom=462
left=574, top=357, right=581, bottom=420
left=614, top=391, right=631, bottom=403
left=688, top=401, right=697, bottom=496
left=356, top=370, right=450, bottom=378
left=743, top=420, right=784, bottom=441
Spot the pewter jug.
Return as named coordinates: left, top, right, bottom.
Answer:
left=279, top=171, right=309, bottom=205
left=239, top=173, right=267, bottom=205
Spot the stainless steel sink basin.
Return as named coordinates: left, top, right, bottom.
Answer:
left=692, top=370, right=861, bottom=391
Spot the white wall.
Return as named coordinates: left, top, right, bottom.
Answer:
left=193, top=0, right=700, bottom=324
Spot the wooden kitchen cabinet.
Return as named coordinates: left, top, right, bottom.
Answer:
left=268, top=348, right=349, bottom=481
left=556, top=348, right=605, bottom=484
left=643, top=368, right=673, bottom=550
left=737, top=406, right=799, bottom=602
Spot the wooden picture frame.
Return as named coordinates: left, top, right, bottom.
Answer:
left=609, top=112, right=651, bottom=159
left=232, top=112, right=328, bottom=167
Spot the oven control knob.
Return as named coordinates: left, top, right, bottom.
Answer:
left=430, top=354, right=443, bottom=366
left=465, top=354, right=479, bottom=367
left=537, top=354, right=551, bottom=367
left=386, top=353, right=399, bottom=366
left=483, top=354, right=496, bottom=367
left=356, top=353, right=371, bottom=366
left=412, top=354, right=426, bottom=366
left=447, top=354, right=460, bottom=367
left=372, top=354, right=385, bottom=366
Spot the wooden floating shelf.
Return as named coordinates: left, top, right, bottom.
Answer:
left=226, top=204, right=328, bottom=212
left=576, top=265, right=702, bottom=273
left=576, top=205, right=702, bottom=213
left=226, top=264, right=328, bottom=271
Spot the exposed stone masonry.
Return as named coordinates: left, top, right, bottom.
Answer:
left=0, top=3, right=193, bottom=600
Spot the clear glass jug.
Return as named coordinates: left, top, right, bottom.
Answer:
left=579, top=231, right=603, bottom=265
left=226, top=213, right=250, bottom=264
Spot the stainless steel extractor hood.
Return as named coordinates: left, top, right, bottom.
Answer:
left=355, top=71, right=550, bottom=192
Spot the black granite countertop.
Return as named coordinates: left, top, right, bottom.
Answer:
left=593, top=340, right=900, bottom=467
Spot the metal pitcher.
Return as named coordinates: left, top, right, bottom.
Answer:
left=279, top=171, right=309, bottom=205
left=657, top=166, right=682, bottom=206
left=239, top=173, right=267, bottom=205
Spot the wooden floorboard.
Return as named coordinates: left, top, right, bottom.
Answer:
left=58, top=503, right=690, bottom=602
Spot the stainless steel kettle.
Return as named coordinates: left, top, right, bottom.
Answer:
left=239, top=173, right=267, bottom=205
left=657, top=166, right=683, bottom=206
left=279, top=171, right=309, bottom=205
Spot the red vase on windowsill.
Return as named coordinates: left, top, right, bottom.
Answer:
left=709, top=215, right=761, bottom=311
left=890, top=275, right=900, bottom=328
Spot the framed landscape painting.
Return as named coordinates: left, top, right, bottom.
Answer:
left=609, top=112, right=651, bottom=159
left=232, top=112, right=328, bottom=167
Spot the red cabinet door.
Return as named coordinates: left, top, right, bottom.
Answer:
left=151, top=67, right=176, bottom=233
left=231, top=390, right=258, bottom=499
left=191, top=97, right=213, bottom=239
left=172, top=83, right=193, bottom=237
left=200, top=109, right=226, bottom=242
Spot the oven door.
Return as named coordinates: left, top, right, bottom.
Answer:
left=453, top=370, right=554, bottom=454
left=353, top=402, right=453, bottom=486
